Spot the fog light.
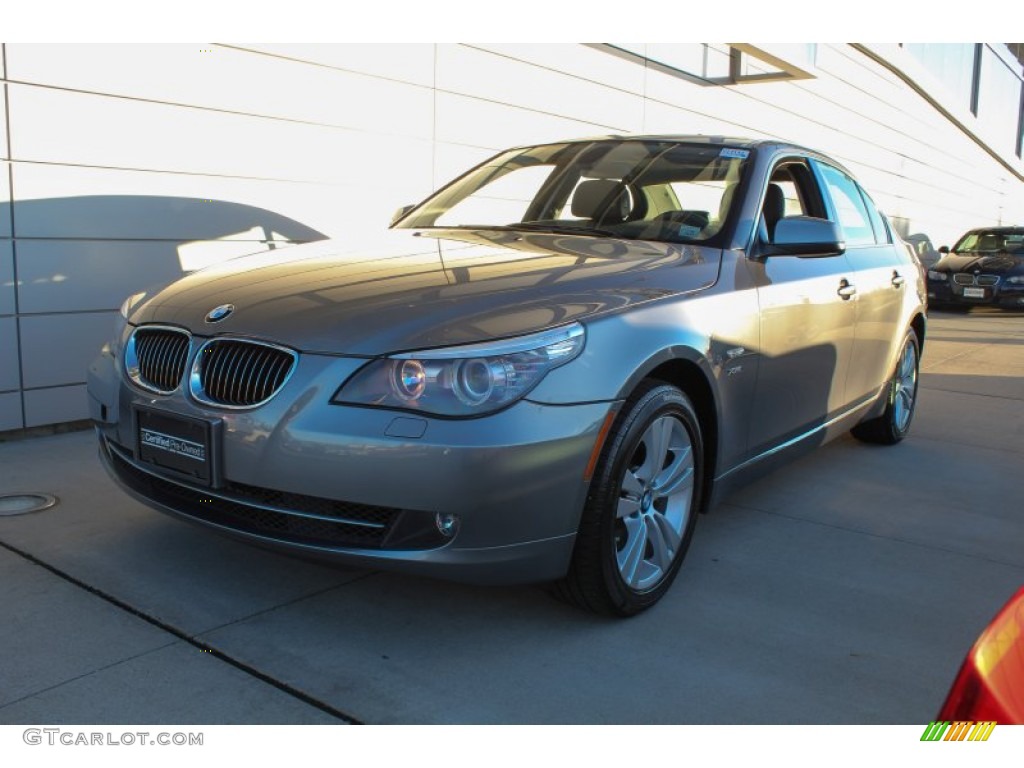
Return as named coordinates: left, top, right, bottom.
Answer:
left=435, top=512, right=460, bottom=538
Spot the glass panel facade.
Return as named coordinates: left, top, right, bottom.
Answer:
left=631, top=44, right=731, bottom=80
left=977, top=46, right=1023, bottom=156
left=904, top=43, right=976, bottom=110
left=643, top=44, right=706, bottom=78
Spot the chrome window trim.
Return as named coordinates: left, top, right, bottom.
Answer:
left=124, top=324, right=193, bottom=395
left=189, top=337, right=299, bottom=410
left=720, top=395, right=877, bottom=481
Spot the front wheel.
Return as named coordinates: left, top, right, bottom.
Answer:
left=552, top=381, right=703, bottom=616
left=851, top=329, right=920, bottom=445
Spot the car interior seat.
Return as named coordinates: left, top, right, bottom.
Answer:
left=570, top=179, right=632, bottom=224
left=977, top=233, right=1002, bottom=251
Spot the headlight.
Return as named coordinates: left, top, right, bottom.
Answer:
left=333, top=323, right=585, bottom=417
left=927, top=270, right=947, bottom=282
left=1006, top=275, right=1024, bottom=285
left=119, top=291, right=148, bottom=320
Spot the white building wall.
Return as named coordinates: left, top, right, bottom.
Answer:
left=1, top=43, right=1022, bottom=430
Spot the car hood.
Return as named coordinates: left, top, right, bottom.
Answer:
left=934, top=251, right=1024, bottom=275
left=130, top=229, right=720, bottom=355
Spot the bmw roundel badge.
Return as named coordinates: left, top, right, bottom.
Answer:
left=205, top=304, right=235, bottom=323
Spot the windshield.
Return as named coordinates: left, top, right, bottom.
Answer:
left=953, top=231, right=1024, bottom=254
left=396, top=140, right=751, bottom=245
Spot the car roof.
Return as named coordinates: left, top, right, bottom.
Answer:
left=962, top=226, right=1024, bottom=235
left=545, top=134, right=819, bottom=154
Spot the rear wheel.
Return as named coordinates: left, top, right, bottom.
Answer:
left=851, top=329, right=920, bottom=445
left=552, top=381, right=703, bottom=616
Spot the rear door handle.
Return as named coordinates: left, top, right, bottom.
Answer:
left=838, top=279, right=857, bottom=300
left=892, top=271, right=906, bottom=289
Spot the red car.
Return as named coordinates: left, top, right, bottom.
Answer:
left=939, top=587, right=1024, bottom=723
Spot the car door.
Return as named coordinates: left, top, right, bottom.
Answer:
left=745, top=158, right=859, bottom=456
left=813, top=161, right=908, bottom=406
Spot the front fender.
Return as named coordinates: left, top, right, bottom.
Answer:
left=527, top=284, right=761, bottom=478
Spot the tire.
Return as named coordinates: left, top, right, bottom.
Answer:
left=851, top=329, right=920, bottom=445
left=552, top=381, right=703, bottom=616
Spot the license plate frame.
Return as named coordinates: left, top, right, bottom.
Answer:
left=134, top=406, right=221, bottom=487
left=963, top=286, right=986, bottom=299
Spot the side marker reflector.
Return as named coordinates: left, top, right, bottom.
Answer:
left=584, top=408, right=619, bottom=481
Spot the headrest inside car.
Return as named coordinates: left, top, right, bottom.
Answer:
left=977, top=234, right=1001, bottom=251
left=571, top=179, right=631, bottom=222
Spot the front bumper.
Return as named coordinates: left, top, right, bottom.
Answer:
left=928, top=279, right=1024, bottom=308
left=89, top=343, right=614, bottom=585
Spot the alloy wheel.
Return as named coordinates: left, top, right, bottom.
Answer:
left=893, top=338, right=918, bottom=432
left=614, top=414, right=695, bottom=591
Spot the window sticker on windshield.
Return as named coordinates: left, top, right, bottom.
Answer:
left=678, top=224, right=703, bottom=238
left=719, top=148, right=750, bottom=159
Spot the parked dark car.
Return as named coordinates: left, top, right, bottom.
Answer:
left=87, top=136, right=926, bottom=615
left=927, top=227, right=1024, bottom=310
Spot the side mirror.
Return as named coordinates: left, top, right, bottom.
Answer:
left=765, top=216, right=846, bottom=258
left=390, top=204, right=415, bottom=227
left=938, top=245, right=950, bottom=254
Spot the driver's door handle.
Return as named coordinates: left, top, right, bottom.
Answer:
left=838, top=279, right=857, bottom=300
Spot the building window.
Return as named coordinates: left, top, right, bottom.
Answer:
left=976, top=46, right=1024, bottom=156
left=904, top=43, right=976, bottom=111
left=608, top=44, right=815, bottom=85
left=636, top=43, right=732, bottom=81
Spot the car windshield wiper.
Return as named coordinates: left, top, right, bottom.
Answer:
left=428, top=223, right=625, bottom=239
left=504, top=222, right=623, bottom=238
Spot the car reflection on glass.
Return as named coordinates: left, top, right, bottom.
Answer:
left=88, top=136, right=927, bottom=615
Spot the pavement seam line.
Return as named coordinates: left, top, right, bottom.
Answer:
left=919, top=339, right=1006, bottom=368
left=195, top=570, right=382, bottom=637
left=918, top=383, right=1024, bottom=404
left=723, top=501, right=1024, bottom=572
left=0, top=640, right=180, bottom=713
left=910, top=431, right=1024, bottom=457
left=0, top=538, right=364, bottom=725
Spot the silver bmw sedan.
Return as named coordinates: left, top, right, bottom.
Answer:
left=87, top=136, right=926, bottom=615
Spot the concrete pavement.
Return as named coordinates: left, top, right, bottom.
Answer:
left=1, top=309, right=1021, bottom=724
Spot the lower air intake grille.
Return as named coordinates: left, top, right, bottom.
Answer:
left=104, top=441, right=401, bottom=549
left=192, top=339, right=296, bottom=408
